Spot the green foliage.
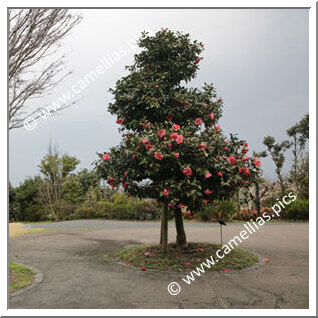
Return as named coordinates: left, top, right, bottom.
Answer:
left=284, top=199, right=309, bottom=220
left=13, top=177, right=43, bottom=221
left=39, top=145, right=79, bottom=181
left=77, top=169, right=99, bottom=193
left=96, top=29, right=259, bottom=219
left=62, top=176, right=83, bottom=204
left=197, top=200, right=236, bottom=221
left=70, top=193, right=159, bottom=221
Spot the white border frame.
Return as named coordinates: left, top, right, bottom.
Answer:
left=2, top=0, right=316, bottom=316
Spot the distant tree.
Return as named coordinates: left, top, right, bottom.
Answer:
left=76, top=169, right=99, bottom=194
left=287, top=114, right=309, bottom=194
left=251, top=151, right=267, bottom=216
left=13, top=177, right=44, bottom=221
left=38, top=144, right=80, bottom=221
left=263, top=136, right=291, bottom=195
left=62, top=176, right=83, bottom=213
left=9, top=183, right=19, bottom=222
left=295, top=153, right=309, bottom=199
left=9, top=9, right=82, bottom=129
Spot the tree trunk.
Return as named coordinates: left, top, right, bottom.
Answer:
left=161, top=202, right=168, bottom=253
left=278, top=173, right=285, bottom=196
left=255, top=181, right=261, bottom=217
left=174, top=209, right=187, bottom=247
left=236, top=188, right=241, bottom=220
left=160, top=206, right=163, bottom=245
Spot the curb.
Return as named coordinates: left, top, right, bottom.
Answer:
left=10, top=263, right=44, bottom=297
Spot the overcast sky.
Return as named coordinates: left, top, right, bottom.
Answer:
left=9, top=8, right=309, bottom=186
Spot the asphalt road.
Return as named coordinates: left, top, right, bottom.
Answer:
left=9, top=220, right=309, bottom=309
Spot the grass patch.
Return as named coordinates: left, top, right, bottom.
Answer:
left=9, top=261, right=36, bottom=293
left=9, top=223, right=47, bottom=239
left=117, top=242, right=259, bottom=271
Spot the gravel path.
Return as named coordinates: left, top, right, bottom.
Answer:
left=10, top=221, right=309, bottom=309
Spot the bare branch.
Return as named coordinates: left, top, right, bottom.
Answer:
left=9, top=9, right=82, bottom=130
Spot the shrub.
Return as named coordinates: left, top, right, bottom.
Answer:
left=70, top=207, right=97, bottom=220
left=197, top=200, right=236, bottom=221
left=70, top=193, right=160, bottom=221
left=284, top=199, right=309, bottom=220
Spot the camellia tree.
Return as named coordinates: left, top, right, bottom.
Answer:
left=96, top=29, right=261, bottom=252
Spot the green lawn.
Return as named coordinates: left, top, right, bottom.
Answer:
left=9, top=261, right=35, bottom=293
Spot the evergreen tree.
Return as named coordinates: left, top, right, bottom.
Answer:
left=96, top=30, right=259, bottom=251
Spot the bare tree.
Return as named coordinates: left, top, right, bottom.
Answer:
left=9, top=9, right=82, bottom=130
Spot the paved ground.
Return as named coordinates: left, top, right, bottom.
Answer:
left=9, top=220, right=309, bottom=309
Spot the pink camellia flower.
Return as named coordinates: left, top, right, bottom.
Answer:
left=239, top=167, right=251, bottom=177
left=123, top=183, right=128, bottom=188
left=162, top=28, right=167, bottom=33
left=163, top=188, right=169, bottom=196
left=217, top=172, right=223, bottom=178
left=184, top=101, right=189, bottom=107
left=103, top=154, right=110, bottom=161
left=183, top=167, right=193, bottom=177
left=209, top=112, right=214, bottom=120
left=132, top=153, right=136, bottom=158
left=168, top=202, right=174, bottom=208
left=174, top=153, right=180, bottom=158
left=166, top=115, right=173, bottom=121
left=154, top=152, right=163, bottom=161
left=120, top=178, right=124, bottom=182
left=172, top=124, right=180, bottom=131
left=198, top=143, right=207, bottom=149
left=215, top=125, right=221, bottom=132
left=109, top=177, right=114, bottom=182
left=170, top=132, right=178, bottom=140
left=186, top=210, right=191, bottom=216
left=195, top=118, right=203, bottom=125
left=219, top=97, right=223, bottom=102
left=243, top=156, right=249, bottom=161
left=145, top=143, right=153, bottom=150
left=223, top=146, right=228, bottom=151
left=244, top=142, right=248, bottom=147
left=204, top=189, right=212, bottom=195
left=142, top=139, right=148, bottom=144
left=167, top=143, right=172, bottom=149
left=228, top=156, right=237, bottom=165
left=195, top=57, right=202, bottom=64
left=124, top=171, right=128, bottom=177
left=202, top=199, right=209, bottom=204
left=176, top=134, right=183, bottom=144
left=178, top=204, right=186, bottom=209
left=116, top=118, right=124, bottom=124
left=205, top=173, right=212, bottom=179
left=158, top=129, right=166, bottom=138
left=241, top=181, right=249, bottom=185
left=253, top=157, right=261, bottom=167
left=242, top=147, right=249, bottom=154
left=141, top=266, right=146, bottom=271
left=185, top=262, right=191, bottom=266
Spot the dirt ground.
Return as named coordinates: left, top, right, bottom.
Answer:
left=9, top=221, right=309, bottom=309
